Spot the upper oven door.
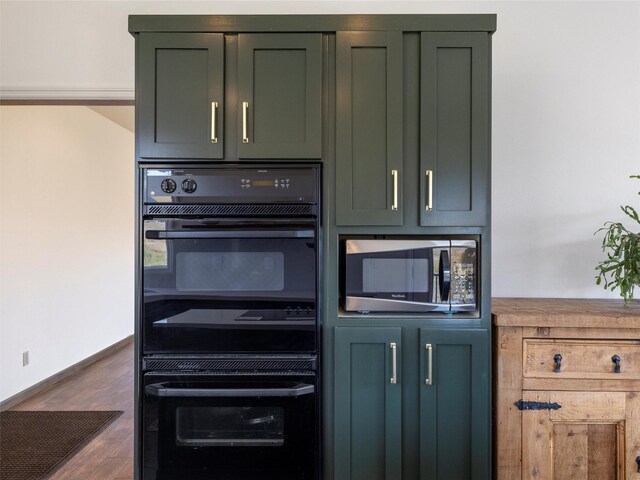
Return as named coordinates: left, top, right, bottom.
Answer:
left=143, top=218, right=317, bottom=354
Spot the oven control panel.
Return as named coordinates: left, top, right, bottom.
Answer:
left=144, top=166, right=318, bottom=204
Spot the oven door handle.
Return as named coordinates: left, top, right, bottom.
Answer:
left=145, top=383, right=315, bottom=398
left=146, top=230, right=314, bottom=239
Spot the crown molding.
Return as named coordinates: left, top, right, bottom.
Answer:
left=0, top=85, right=134, bottom=102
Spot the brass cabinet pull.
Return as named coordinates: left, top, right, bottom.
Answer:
left=425, top=343, right=433, bottom=385
left=391, top=170, right=398, bottom=211
left=211, top=102, right=218, bottom=143
left=390, top=342, right=397, bottom=384
left=242, top=101, right=249, bottom=143
left=425, top=170, right=433, bottom=211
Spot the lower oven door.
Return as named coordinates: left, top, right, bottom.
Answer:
left=142, top=373, right=319, bottom=480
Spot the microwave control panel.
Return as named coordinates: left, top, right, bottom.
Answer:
left=452, top=262, right=475, bottom=304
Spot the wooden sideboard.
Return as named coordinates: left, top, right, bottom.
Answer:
left=493, top=298, right=640, bottom=480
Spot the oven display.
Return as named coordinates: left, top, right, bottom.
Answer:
left=252, top=180, right=274, bottom=187
left=240, top=178, right=291, bottom=189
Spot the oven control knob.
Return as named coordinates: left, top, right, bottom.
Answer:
left=181, top=178, right=197, bottom=194
left=160, top=178, right=176, bottom=194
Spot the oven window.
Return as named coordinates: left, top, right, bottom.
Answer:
left=144, top=220, right=168, bottom=268
left=363, top=258, right=429, bottom=293
left=175, top=407, right=285, bottom=447
left=175, top=252, right=284, bottom=291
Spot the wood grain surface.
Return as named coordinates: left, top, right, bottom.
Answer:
left=523, top=339, right=640, bottom=379
left=494, top=298, right=640, bottom=480
left=492, top=298, right=640, bottom=328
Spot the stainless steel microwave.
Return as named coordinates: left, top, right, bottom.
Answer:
left=342, top=239, right=477, bottom=313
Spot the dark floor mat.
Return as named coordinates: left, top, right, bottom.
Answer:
left=0, top=410, right=122, bottom=480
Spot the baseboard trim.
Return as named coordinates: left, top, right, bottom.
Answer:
left=0, top=335, right=133, bottom=411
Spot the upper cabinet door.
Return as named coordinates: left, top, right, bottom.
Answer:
left=138, top=33, right=224, bottom=159
left=420, top=33, right=490, bottom=226
left=335, top=32, right=403, bottom=226
left=237, top=34, right=322, bottom=159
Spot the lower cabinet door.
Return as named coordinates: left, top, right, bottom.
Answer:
left=521, top=391, right=640, bottom=480
left=334, top=327, right=402, bottom=480
left=419, top=328, right=490, bottom=480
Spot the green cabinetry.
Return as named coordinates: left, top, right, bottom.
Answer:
left=130, top=15, right=496, bottom=480
left=335, top=31, right=491, bottom=227
left=335, top=32, right=403, bottom=226
left=238, top=34, right=322, bottom=159
left=138, top=33, right=225, bottom=159
left=334, top=326, right=489, bottom=480
left=137, top=32, right=322, bottom=160
left=420, top=33, right=490, bottom=226
left=418, top=328, right=489, bottom=479
left=334, top=327, right=402, bottom=480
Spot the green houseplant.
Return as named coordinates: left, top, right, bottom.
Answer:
left=595, top=175, right=640, bottom=302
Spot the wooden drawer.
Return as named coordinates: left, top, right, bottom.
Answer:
left=523, top=339, right=640, bottom=379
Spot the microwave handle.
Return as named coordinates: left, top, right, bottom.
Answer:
left=145, top=383, right=315, bottom=398
left=146, top=230, right=314, bottom=240
left=438, top=249, right=451, bottom=302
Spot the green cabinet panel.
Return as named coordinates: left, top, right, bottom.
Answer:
left=335, top=32, right=403, bottom=226
left=237, top=34, right=322, bottom=159
left=138, top=33, right=224, bottom=159
left=137, top=32, right=321, bottom=161
left=420, top=33, right=490, bottom=226
left=334, top=327, right=402, bottom=480
left=419, top=328, right=490, bottom=480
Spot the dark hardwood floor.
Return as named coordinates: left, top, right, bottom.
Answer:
left=10, top=341, right=134, bottom=480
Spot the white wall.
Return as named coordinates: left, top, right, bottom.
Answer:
left=0, top=106, right=134, bottom=402
left=490, top=2, right=640, bottom=297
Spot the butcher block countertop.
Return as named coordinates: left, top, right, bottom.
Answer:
left=492, top=297, right=640, bottom=329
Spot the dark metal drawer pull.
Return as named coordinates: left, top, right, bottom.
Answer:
left=515, top=400, right=561, bottom=411
left=636, top=456, right=640, bottom=473
left=554, top=353, right=562, bottom=373
left=612, top=354, right=621, bottom=374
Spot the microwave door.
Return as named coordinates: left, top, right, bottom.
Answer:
left=450, top=240, right=477, bottom=312
left=345, top=240, right=450, bottom=313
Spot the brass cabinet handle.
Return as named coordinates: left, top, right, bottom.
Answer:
left=425, top=343, right=433, bottom=385
left=425, top=170, right=433, bottom=211
left=211, top=102, right=218, bottom=144
left=242, top=101, right=249, bottom=143
left=391, top=170, right=398, bottom=211
left=390, top=342, right=397, bottom=384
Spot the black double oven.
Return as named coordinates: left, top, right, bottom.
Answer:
left=138, top=165, right=321, bottom=480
